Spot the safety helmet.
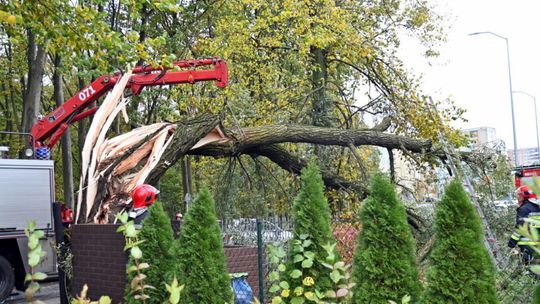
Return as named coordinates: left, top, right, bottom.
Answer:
left=516, top=185, right=537, bottom=204
left=132, top=184, right=159, bottom=209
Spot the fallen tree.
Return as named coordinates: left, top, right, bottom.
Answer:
left=76, top=112, right=435, bottom=223
left=74, top=78, right=435, bottom=223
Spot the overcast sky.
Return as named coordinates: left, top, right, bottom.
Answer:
left=400, top=0, right=540, bottom=151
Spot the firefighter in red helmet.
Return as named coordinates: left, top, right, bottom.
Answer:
left=128, top=184, right=159, bottom=226
left=508, top=185, right=540, bottom=262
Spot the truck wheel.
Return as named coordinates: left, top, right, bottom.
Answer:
left=0, top=255, right=15, bottom=301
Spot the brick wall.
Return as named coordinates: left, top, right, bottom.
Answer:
left=71, top=224, right=264, bottom=303
left=71, top=224, right=126, bottom=303
left=225, top=245, right=264, bottom=299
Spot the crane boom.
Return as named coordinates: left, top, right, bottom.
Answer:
left=31, top=58, right=228, bottom=150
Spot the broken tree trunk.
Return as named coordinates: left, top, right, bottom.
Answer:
left=76, top=110, right=228, bottom=223
left=76, top=108, right=433, bottom=223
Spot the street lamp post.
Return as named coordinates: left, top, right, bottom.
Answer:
left=469, top=31, right=518, bottom=166
left=513, top=91, right=540, bottom=164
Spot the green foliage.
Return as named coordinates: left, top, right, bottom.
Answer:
left=71, top=284, right=112, bottom=304
left=116, top=212, right=153, bottom=303
left=351, top=173, right=421, bottom=303
left=268, top=241, right=353, bottom=304
left=533, top=283, right=540, bottom=304
left=287, top=159, right=336, bottom=290
left=0, top=0, right=465, bottom=222
left=159, top=165, right=184, bottom=218
left=125, top=202, right=175, bottom=304
left=173, top=186, right=233, bottom=304
left=164, top=277, right=184, bottom=304
left=24, top=220, right=48, bottom=303
left=424, top=180, right=498, bottom=304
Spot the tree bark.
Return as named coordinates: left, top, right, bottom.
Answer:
left=83, top=113, right=434, bottom=221
left=310, top=46, right=330, bottom=127
left=53, top=56, right=75, bottom=208
left=21, top=30, right=46, bottom=133
left=155, top=116, right=431, bottom=194
left=211, top=124, right=431, bottom=153
left=146, top=113, right=221, bottom=185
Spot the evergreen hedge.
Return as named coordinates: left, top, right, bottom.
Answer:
left=534, top=283, right=540, bottom=304
left=286, top=159, right=336, bottom=289
left=125, top=201, right=176, bottom=304
left=173, top=187, right=233, bottom=304
left=424, top=179, right=498, bottom=303
left=351, top=173, right=422, bottom=303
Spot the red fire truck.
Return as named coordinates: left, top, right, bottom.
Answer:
left=514, top=165, right=540, bottom=188
left=0, top=58, right=228, bottom=301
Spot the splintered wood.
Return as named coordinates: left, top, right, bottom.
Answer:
left=75, top=74, right=228, bottom=223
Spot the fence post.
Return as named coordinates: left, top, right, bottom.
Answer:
left=256, top=219, right=264, bottom=303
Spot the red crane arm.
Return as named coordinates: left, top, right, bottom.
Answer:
left=31, top=58, right=228, bottom=150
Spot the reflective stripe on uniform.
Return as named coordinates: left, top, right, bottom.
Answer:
left=511, top=233, right=521, bottom=241
left=518, top=241, right=540, bottom=246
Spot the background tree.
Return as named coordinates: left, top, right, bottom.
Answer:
left=173, top=187, right=233, bottom=304
left=0, top=0, right=468, bottom=222
left=125, top=201, right=176, bottom=304
left=424, top=179, right=498, bottom=304
left=351, top=173, right=422, bottom=303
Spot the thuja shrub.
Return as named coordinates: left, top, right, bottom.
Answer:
left=125, top=201, right=176, bottom=304
left=424, top=179, right=498, bottom=303
left=534, top=283, right=540, bottom=304
left=287, top=159, right=337, bottom=290
left=117, top=211, right=183, bottom=304
left=173, top=187, right=233, bottom=304
left=351, top=173, right=422, bottom=303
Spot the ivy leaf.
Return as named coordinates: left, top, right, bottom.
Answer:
left=98, top=296, right=112, bottom=304
left=293, top=254, right=304, bottom=263
left=275, top=246, right=286, bottom=258
left=401, top=294, right=411, bottom=304
left=301, top=258, right=313, bottom=268
left=336, top=288, right=348, bottom=298
left=291, top=297, right=305, bottom=304
left=32, top=272, right=47, bottom=281
left=269, top=284, right=280, bottom=293
left=28, top=251, right=41, bottom=267
left=269, top=271, right=279, bottom=281
left=304, top=292, right=316, bottom=301
left=125, top=224, right=137, bottom=238
left=289, top=269, right=302, bottom=278
left=530, top=265, right=540, bottom=275
left=137, top=263, right=150, bottom=270
left=131, top=246, right=142, bottom=259
left=28, top=234, right=39, bottom=249
left=330, top=270, right=341, bottom=283
left=325, top=290, right=337, bottom=298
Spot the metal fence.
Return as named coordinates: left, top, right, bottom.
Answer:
left=219, top=217, right=360, bottom=303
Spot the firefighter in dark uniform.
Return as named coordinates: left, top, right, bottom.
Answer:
left=128, top=184, right=159, bottom=227
left=508, top=185, right=540, bottom=263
